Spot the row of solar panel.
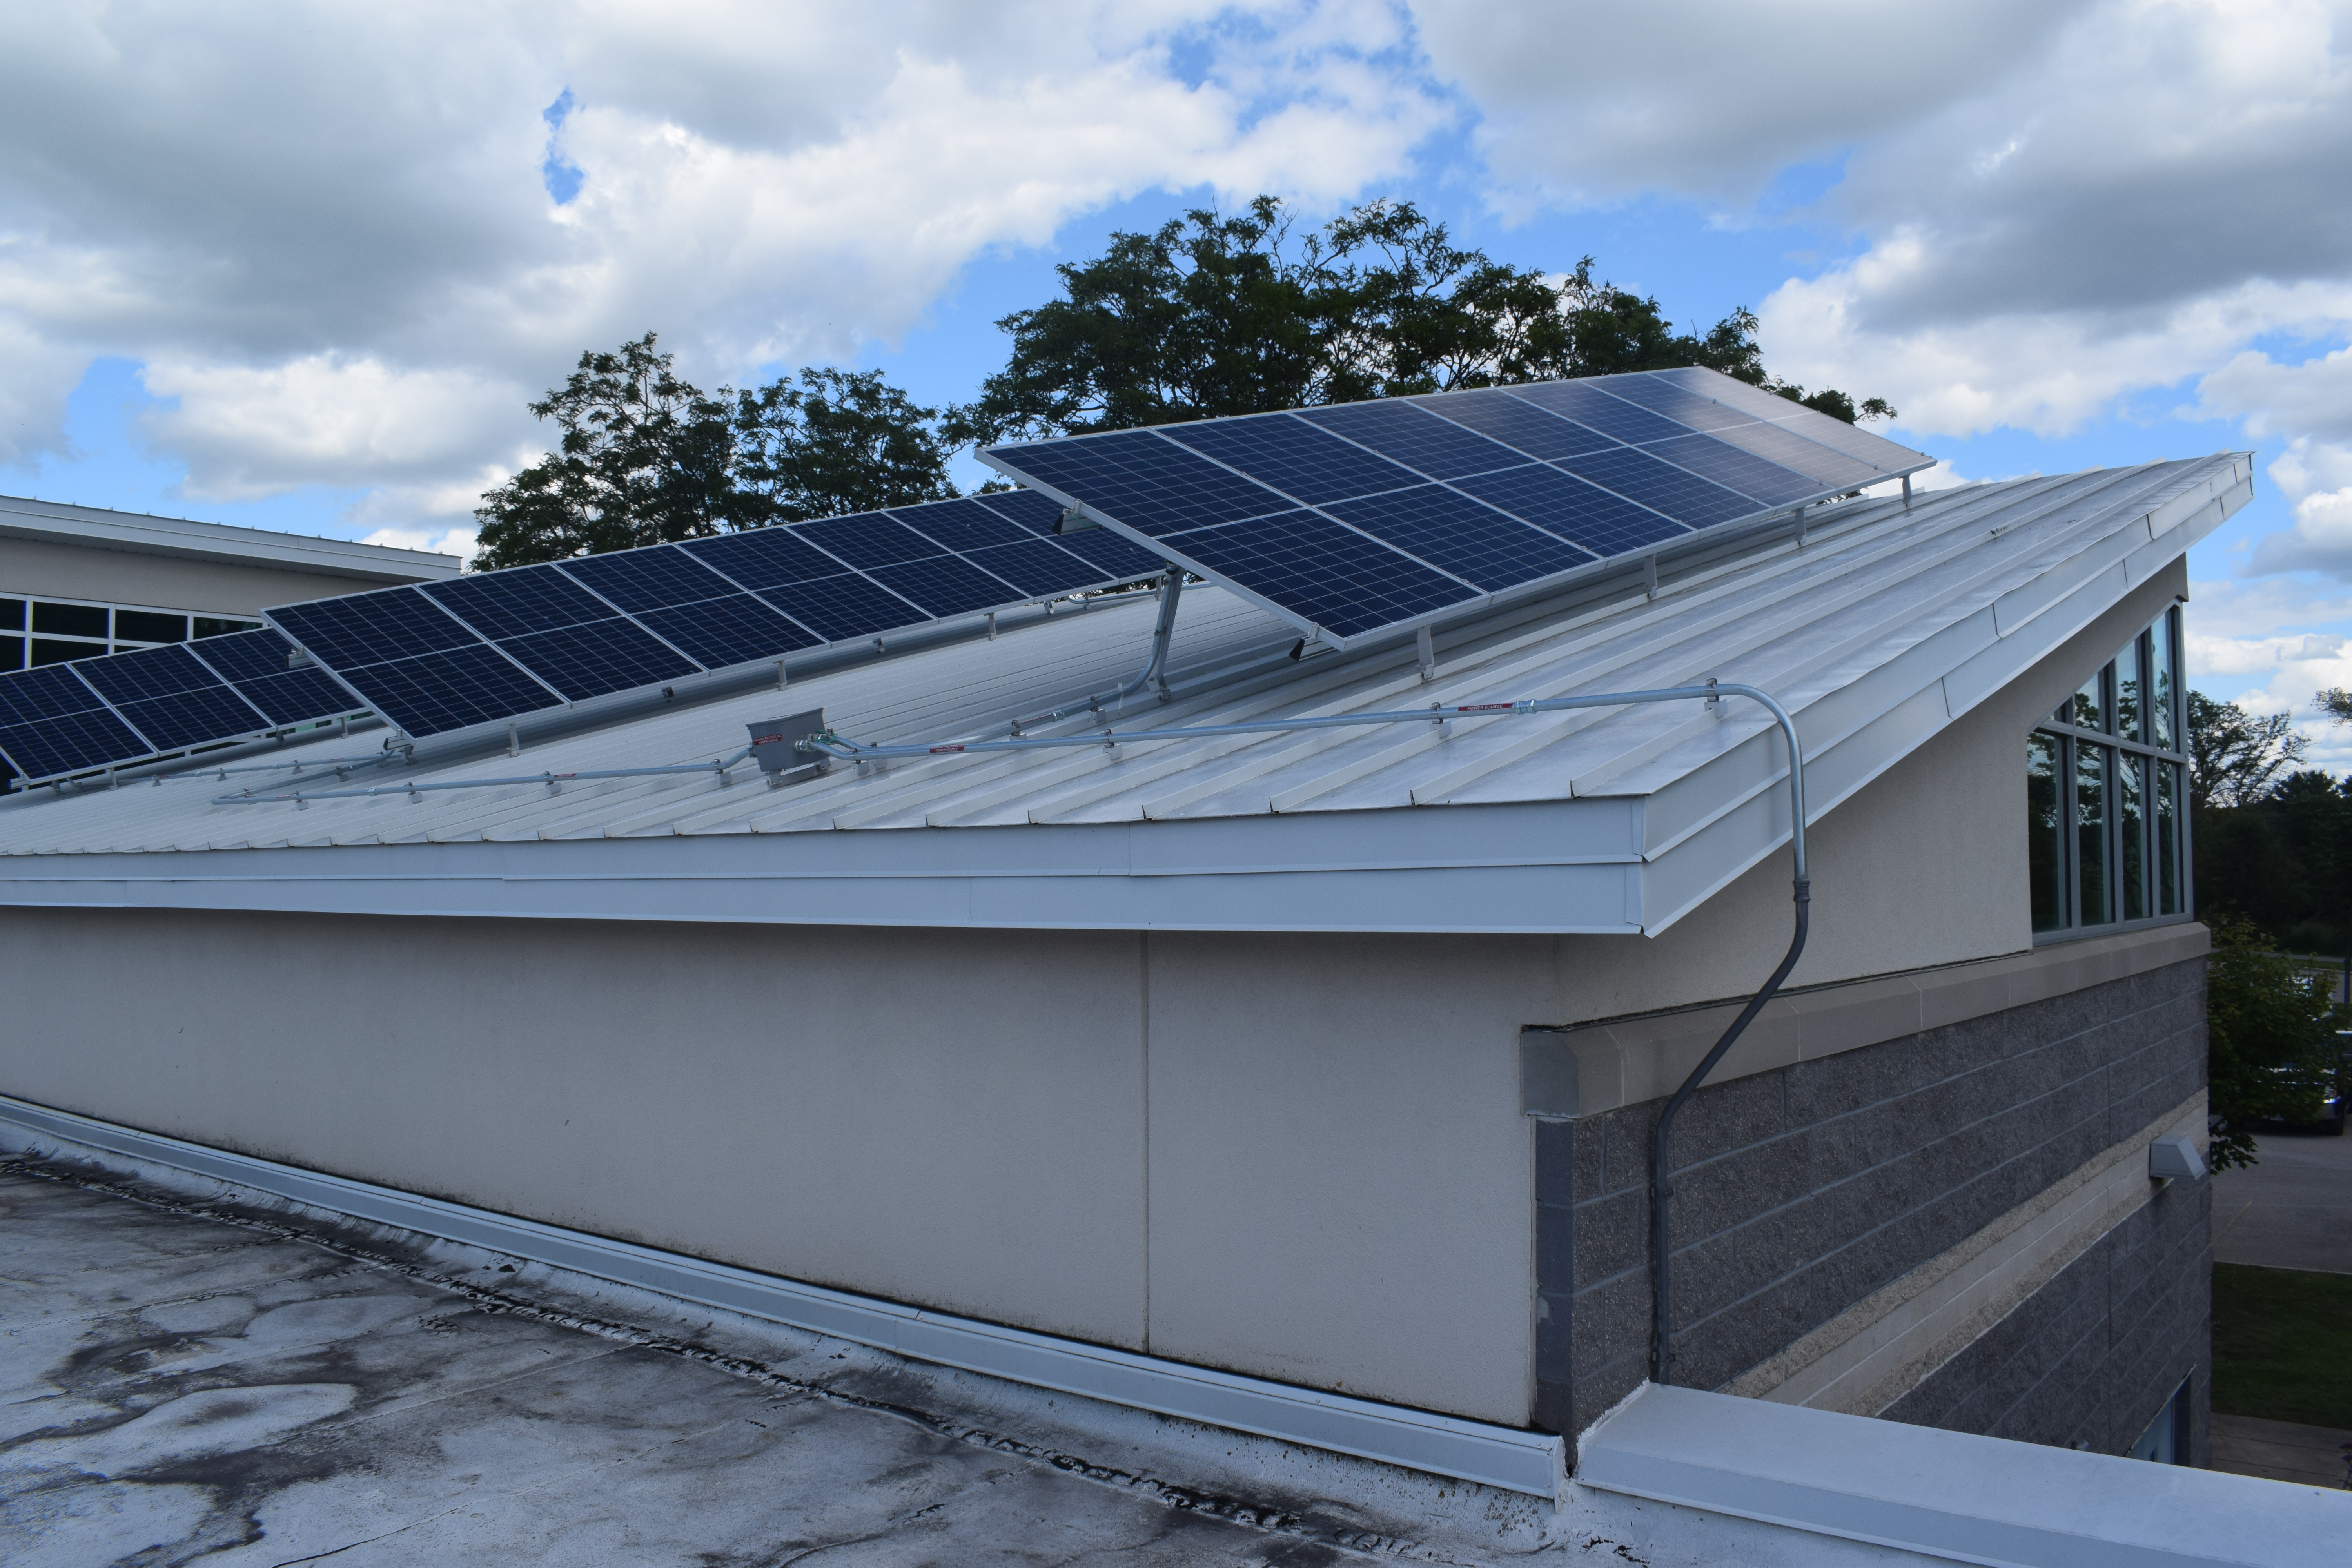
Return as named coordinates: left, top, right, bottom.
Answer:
left=266, top=489, right=1164, bottom=740
left=0, top=628, right=365, bottom=784
left=983, top=366, right=1932, bottom=643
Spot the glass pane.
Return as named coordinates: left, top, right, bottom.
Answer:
left=115, top=609, right=189, bottom=643
left=2069, top=667, right=2104, bottom=731
left=32, top=601, right=108, bottom=639
left=0, top=598, right=23, bottom=631
left=2157, top=762, right=2181, bottom=915
left=2115, top=635, right=2144, bottom=743
left=2029, top=734, right=2069, bottom=933
left=2151, top=611, right=2177, bottom=751
left=30, top=638, right=101, bottom=666
left=2077, top=743, right=2111, bottom=925
left=2119, top=753, right=2147, bottom=920
left=0, top=634, right=21, bottom=670
left=194, top=616, right=263, bottom=639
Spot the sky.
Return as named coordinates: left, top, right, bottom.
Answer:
left=4, top=2, right=2350, bottom=761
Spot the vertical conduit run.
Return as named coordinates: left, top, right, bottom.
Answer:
left=1650, top=707, right=1809, bottom=1387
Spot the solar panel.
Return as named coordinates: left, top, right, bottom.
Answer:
left=632, top=595, right=822, bottom=670
left=970, top=488, right=1068, bottom=533
left=73, top=644, right=270, bottom=754
left=270, top=587, right=478, bottom=670
left=792, top=513, right=944, bottom=571
left=962, top=537, right=1115, bottom=598
left=553, top=548, right=742, bottom=615
left=1161, top=414, right=1424, bottom=506
left=344, top=644, right=566, bottom=738
left=981, top=365, right=1933, bottom=647
left=1413, top=388, right=1619, bottom=460
left=681, top=527, right=852, bottom=590
left=0, top=664, right=149, bottom=781
left=425, top=565, right=615, bottom=638
left=187, top=628, right=370, bottom=728
left=748, top=573, right=926, bottom=643
left=1321, top=485, right=1597, bottom=591
left=866, top=554, right=1025, bottom=619
left=1450, top=465, right=1693, bottom=557
left=887, top=498, right=1032, bottom=553
left=0, top=629, right=371, bottom=786
left=1161, top=510, right=1478, bottom=639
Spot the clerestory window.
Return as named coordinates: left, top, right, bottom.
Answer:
left=2028, top=606, right=2189, bottom=940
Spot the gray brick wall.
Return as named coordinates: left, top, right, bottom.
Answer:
left=1535, top=955, right=2208, bottom=1451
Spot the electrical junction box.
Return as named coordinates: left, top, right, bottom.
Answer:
left=747, top=709, right=828, bottom=786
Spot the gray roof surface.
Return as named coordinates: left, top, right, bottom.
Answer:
left=0, top=494, right=462, bottom=583
left=0, top=456, right=2251, bottom=935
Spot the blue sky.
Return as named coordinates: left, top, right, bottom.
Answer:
left=4, top=2, right=2348, bottom=754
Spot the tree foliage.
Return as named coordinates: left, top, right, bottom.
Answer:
left=949, top=196, right=1895, bottom=444
left=2204, top=914, right=2346, bottom=1169
left=474, top=336, right=958, bottom=569
left=2187, top=690, right=2307, bottom=812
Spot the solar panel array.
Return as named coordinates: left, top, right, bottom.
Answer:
left=0, top=628, right=367, bottom=785
left=980, top=365, right=1933, bottom=647
left=265, top=490, right=1163, bottom=741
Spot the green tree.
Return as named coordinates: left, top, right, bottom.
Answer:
left=950, top=196, right=1895, bottom=445
left=2205, top=914, right=2346, bottom=1168
left=474, top=336, right=958, bottom=568
left=731, top=368, right=960, bottom=524
left=2187, top=690, right=2307, bottom=811
left=474, top=333, right=740, bottom=569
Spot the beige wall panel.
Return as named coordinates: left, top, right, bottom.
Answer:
left=1544, top=561, right=2191, bottom=1023
left=0, top=908, right=1151, bottom=1348
left=0, top=537, right=387, bottom=616
left=1142, top=931, right=1557, bottom=1424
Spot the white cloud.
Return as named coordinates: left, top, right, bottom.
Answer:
left=0, top=1, right=1451, bottom=524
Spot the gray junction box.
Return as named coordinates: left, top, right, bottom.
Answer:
left=747, top=709, right=828, bottom=787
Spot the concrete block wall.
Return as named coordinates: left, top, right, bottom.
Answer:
left=1537, top=955, right=2208, bottom=1445
left=1882, top=1166, right=2210, bottom=1461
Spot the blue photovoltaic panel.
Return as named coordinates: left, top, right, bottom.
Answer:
left=1701, top=420, right=1884, bottom=492
left=1322, top=486, right=1596, bottom=592
left=961, top=537, right=1111, bottom=598
left=682, top=527, right=857, bottom=590
left=1161, top=414, right=1424, bottom=506
left=557, top=547, right=742, bottom=615
left=1414, top=388, right=1620, bottom=460
left=499, top=620, right=698, bottom=701
left=887, top=498, right=1032, bottom=553
left=187, top=629, right=367, bottom=728
left=73, top=644, right=268, bottom=754
left=0, top=706, right=151, bottom=782
left=270, top=587, right=476, bottom=670
left=1163, top=510, right=1478, bottom=640
left=0, top=663, right=150, bottom=780
left=1049, top=526, right=1166, bottom=581
left=1644, top=432, right=1821, bottom=507
left=1506, top=381, right=1690, bottom=446
left=1450, top=465, right=1695, bottom=558
left=632, top=596, right=822, bottom=671
left=982, top=365, right=1933, bottom=648
left=792, top=513, right=942, bottom=571
left=1592, top=375, right=1762, bottom=434
left=345, top=644, right=566, bottom=738
left=426, top=565, right=614, bottom=639
left=971, top=488, right=1067, bottom=534
left=1293, top=400, right=1524, bottom=481
left=1554, top=446, right=1758, bottom=528
left=1649, top=367, right=1915, bottom=472
left=989, top=430, right=1295, bottom=537
left=753, top=573, right=924, bottom=644
left=867, top=554, right=1025, bottom=619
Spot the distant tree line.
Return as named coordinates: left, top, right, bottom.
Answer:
left=474, top=196, right=1896, bottom=570
left=2189, top=688, right=2350, bottom=1159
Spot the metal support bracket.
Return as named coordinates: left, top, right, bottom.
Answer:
left=1642, top=556, right=1660, bottom=601
left=1902, top=474, right=1913, bottom=509
left=1416, top=625, right=1437, bottom=683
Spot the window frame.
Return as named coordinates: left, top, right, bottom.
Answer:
left=2030, top=605, right=2194, bottom=944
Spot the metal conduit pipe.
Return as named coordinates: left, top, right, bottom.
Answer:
left=1008, top=567, right=1185, bottom=735
left=210, top=746, right=756, bottom=806
left=815, top=681, right=1809, bottom=1395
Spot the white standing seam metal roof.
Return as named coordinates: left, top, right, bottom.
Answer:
left=0, top=455, right=2251, bottom=935
left=0, top=495, right=463, bottom=583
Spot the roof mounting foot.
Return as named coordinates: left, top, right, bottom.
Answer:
left=506, top=722, right=520, bottom=758
left=775, top=660, right=789, bottom=691
left=1416, top=625, right=1437, bottom=683
left=1791, top=505, right=1808, bottom=548
left=1642, top=556, right=1660, bottom=601
left=1902, top=474, right=1913, bottom=509
left=987, top=612, right=998, bottom=641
